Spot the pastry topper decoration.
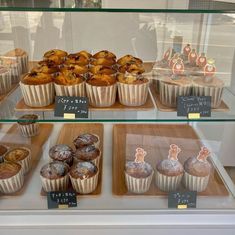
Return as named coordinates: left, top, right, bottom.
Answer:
left=169, top=53, right=180, bottom=68
left=134, top=147, right=147, bottom=163
left=172, top=58, right=184, bottom=75
left=163, top=48, right=173, bottom=61
left=196, top=52, right=207, bottom=67
left=168, top=144, right=181, bottom=161
left=197, top=146, right=210, bottom=162
left=188, top=49, right=198, bottom=65
left=204, top=58, right=216, bottom=77
left=183, top=44, right=191, bottom=56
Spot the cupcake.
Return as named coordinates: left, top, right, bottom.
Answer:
left=0, top=65, right=11, bottom=95
left=93, top=50, right=116, bottom=60
left=32, top=62, right=58, bottom=74
left=43, top=49, right=67, bottom=66
left=65, top=53, right=89, bottom=66
left=155, top=144, right=183, bottom=192
left=40, top=161, right=70, bottom=192
left=4, top=48, right=29, bottom=73
left=4, top=147, right=31, bottom=174
left=0, top=162, right=24, bottom=194
left=73, top=133, right=100, bottom=149
left=86, top=74, right=117, bottom=107
left=0, top=144, right=9, bottom=163
left=74, top=145, right=101, bottom=167
left=20, top=71, right=55, bottom=107
left=69, top=161, right=99, bottom=194
left=117, top=73, right=149, bottom=106
left=119, top=62, right=145, bottom=74
left=77, top=50, right=92, bottom=61
left=90, top=58, right=116, bottom=67
left=89, top=65, right=116, bottom=75
left=117, top=55, right=143, bottom=66
left=49, top=144, right=74, bottom=167
left=17, top=114, right=39, bottom=138
left=125, top=147, right=153, bottom=194
left=183, top=147, right=211, bottom=192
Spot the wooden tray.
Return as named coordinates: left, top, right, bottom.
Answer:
left=40, top=123, right=103, bottom=196
left=0, top=123, right=54, bottom=196
left=112, top=124, right=229, bottom=197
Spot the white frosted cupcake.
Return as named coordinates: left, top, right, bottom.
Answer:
left=0, top=65, right=11, bottom=95
left=125, top=147, right=153, bottom=194
left=156, top=144, right=183, bottom=192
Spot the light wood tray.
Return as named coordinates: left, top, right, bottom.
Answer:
left=112, top=124, right=229, bottom=197
left=0, top=123, right=54, bottom=196
left=40, top=123, right=103, bottom=196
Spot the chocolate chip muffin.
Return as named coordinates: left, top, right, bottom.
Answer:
left=73, top=133, right=100, bottom=149
left=17, top=114, right=39, bottom=137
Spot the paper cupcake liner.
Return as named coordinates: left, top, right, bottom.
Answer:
left=9, top=64, right=22, bottom=83
left=117, top=81, right=149, bottom=106
left=192, top=85, right=223, bottom=108
left=54, top=82, right=86, bottom=97
left=17, top=54, right=29, bottom=74
left=73, top=150, right=101, bottom=168
left=159, top=81, right=192, bottom=108
left=0, top=71, right=12, bottom=95
left=155, top=171, right=183, bottom=192
left=20, top=81, right=55, bottom=107
left=183, top=171, right=210, bottom=192
left=40, top=175, right=69, bottom=192
left=0, top=168, right=24, bottom=194
left=125, top=171, right=153, bottom=194
left=86, top=83, right=117, bottom=107
left=69, top=172, right=99, bottom=194
left=18, top=123, right=40, bottom=138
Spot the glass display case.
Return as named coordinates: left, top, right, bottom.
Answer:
left=0, top=0, right=235, bottom=234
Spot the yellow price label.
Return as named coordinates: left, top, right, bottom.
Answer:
left=58, top=204, right=69, bottom=209
left=188, top=113, right=200, bottom=119
left=177, top=204, right=187, bottom=209
left=64, top=113, right=75, bottom=119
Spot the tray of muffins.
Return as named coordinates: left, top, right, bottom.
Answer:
left=0, top=117, right=53, bottom=196
left=113, top=124, right=229, bottom=197
left=40, top=123, right=103, bottom=196
left=15, top=49, right=155, bottom=113
left=151, top=44, right=229, bottom=112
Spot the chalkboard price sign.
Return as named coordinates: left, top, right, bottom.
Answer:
left=55, top=96, right=89, bottom=119
left=168, top=191, right=197, bottom=209
left=47, top=191, right=77, bottom=209
left=177, top=96, right=211, bottom=117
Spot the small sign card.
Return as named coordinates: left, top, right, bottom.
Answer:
left=55, top=96, right=89, bottom=119
left=47, top=191, right=77, bottom=209
left=168, top=191, right=197, bottom=209
left=177, top=96, right=211, bottom=118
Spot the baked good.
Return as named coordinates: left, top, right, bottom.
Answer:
left=0, top=65, right=11, bottom=95
left=65, top=53, right=89, bottom=66
left=40, top=161, right=69, bottom=192
left=17, top=114, right=39, bottom=137
left=183, top=147, right=211, bottom=192
left=31, top=62, right=58, bottom=74
left=43, top=49, right=67, bottom=65
left=0, top=144, right=8, bottom=163
left=4, top=48, right=29, bottom=73
left=86, top=74, right=117, bottom=107
left=91, top=57, right=116, bottom=67
left=93, top=50, right=116, bottom=60
left=117, top=55, right=143, bottom=66
left=0, top=162, right=24, bottom=194
left=49, top=144, right=74, bottom=166
left=119, top=63, right=145, bottom=74
left=155, top=144, right=183, bottom=192
left=89, top=65, right=116, bottom=75
left=74, top=145, right=101, bottom=167
left=73, top=133, right=100, bottom=149
left=125, top=148, right=153, bottom=194
left=61, top=64, right=88, bottom=76
left=77, top=50, right=92, bottom=60
left=4, top=147, right=31, bottom=174
left=117, top=73, right=149, bottom=106
left=20, top=71, right=55, bottom=107
left=69, top=161, right=99, bottom=194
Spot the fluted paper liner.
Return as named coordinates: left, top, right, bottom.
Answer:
left=20, top=81, right=55, bottom=107
left=0, top=168, right=24, bottom=194
left=117, top=81, right=149, bottom=106
left=69, top=171, right=99, bottom=194
left=125, top=171, right=153, bottom=194
left=9, top=63, right=22, bottom=83
left=18, top=123, right=39, bottom=138
left=155, top=171, right=183, bottom=192
left=73, top=150, right=101, bottom=168
left=40, top=175, right=69, bottom=192
left=183, top=171, right=210, bottom=192
left=15, top=54, right=29, bottom=74
left=54, top=82, right=86, bottom=97
left=86, top=83, right=117, bottom=107
left=0, top=71, right=12, bottom=95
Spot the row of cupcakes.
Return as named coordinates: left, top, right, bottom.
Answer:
left=125, top=145, right=212, bottom=194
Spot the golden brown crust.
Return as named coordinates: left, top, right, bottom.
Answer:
left=87, top=74, right=116, bottom=86
left=90, top=65, right=116, bottom=75
left=90, top=58, right=116, bottom=67
left=54, top=71, right=84, bottom=85
left=93, top=50, right=116, bottom=60
left=43, top=49, right=68, bottom=59
left=4, top=148, right=30, bottom=162
left=31, top=64, right=58, bottom=74
left=65, top=54, right=89, bottom=66
left=117, top=73, right=148, bottom=85
left=21, top=72, right=53, bottom=85
left=119, top=63, right=145, bottom=74
left=4, top=48, right=27, bottom=57
left=61, top=64, right=88, bottom=75
left=77, top=50, right=92, bottom=60
left=117, top=55, right=143, bottom=66
left=0, top=162, right=21, bottom=179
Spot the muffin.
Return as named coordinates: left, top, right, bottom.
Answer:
left=40, top=161, right=70, bottom=192
left=93, top=50, right=116, bottom=60
left=65, top=53, right=89, bottom=66
left=61, top=64, right=88, bottom=76
left=0, top=144, right=9, bottom=163
left=31, top=62, right=58, bottom=74
left=77, top=50, right=92, bottom=61
left=20, top=71, right=55, bottom=107
left=49, top=144, right=74, bottom=166
left=90, top=58, right=116, bottom=67
left=117, top=73, right=149, bottom=106
left=89, top=65, right=116, bottom=75
left=155, top=144, right=183, bottom=192
left=43, top=49, right=67, bottom=65
left=17, top=114, right=39, bottom=137
left=117, top=55, right=143, bottom=66
left=0, top=162, right=24, bottom=194
left=125, top=147, right=153, bottom=194
left=0, top=65, right=11, bottom=95
left=86, top=74, right=117, bottom=107
left=74, top=145, right=101, bottom=167
left=4, top=48, right=29, bottom=73
left=4, top=147, right=31, bottom=174
left=73, top=133, right=100, bottom=149
left=119, top=62, right=145, bottom=74
left=69, top=161, right=99, bottom=194
left=183, top=147, right=211, bottom=192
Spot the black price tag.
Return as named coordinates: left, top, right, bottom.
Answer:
left=55, top=96, right=89, bottom=119
left=177, top=96, right=211, bottom=118
left=168, top=191, right=197, bottom=209
left=47, top=191, right=77, bottom=209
